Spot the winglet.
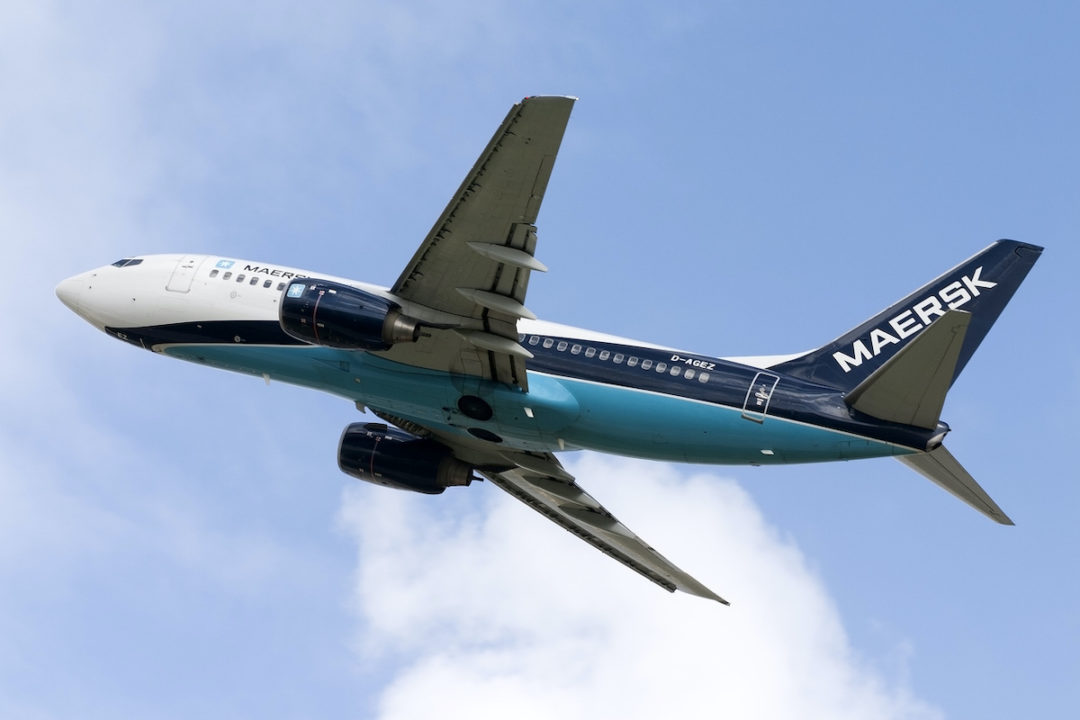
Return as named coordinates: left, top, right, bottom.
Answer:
left=897, top=445, right=1013, bottom=524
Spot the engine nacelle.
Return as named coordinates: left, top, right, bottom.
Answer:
left=338, top=422, right=474, bottom=495
left=280, top=279, right=420, bottom=350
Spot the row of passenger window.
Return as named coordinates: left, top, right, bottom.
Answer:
left=525, top=335, right=711, bottom=383
left=209, top=268, right=287, bottom=291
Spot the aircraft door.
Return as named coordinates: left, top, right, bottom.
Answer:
left=166, top=255, right=207, bottom=293
left=741, top=371, right=779, bottom=423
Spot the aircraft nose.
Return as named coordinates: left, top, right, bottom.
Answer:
left=56, top=274, right=84, bottom=313
left=55, top=270, right=107, bottom=329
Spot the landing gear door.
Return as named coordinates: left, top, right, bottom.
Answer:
left=742, top=371, right=780, bottom=423
left=167, top=255, right=207, bottom=293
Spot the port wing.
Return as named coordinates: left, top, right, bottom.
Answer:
left=481, top=452, right=728, bottom=603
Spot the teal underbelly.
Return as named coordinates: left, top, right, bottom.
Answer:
left=549, top=376, right=904, bottom=464
left=161, top=344, right=576, bottom=451
left=161, top=344, right=906, bottom=465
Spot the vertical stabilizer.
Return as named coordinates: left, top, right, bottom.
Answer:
left=775, top=241, right=1042, bottom=392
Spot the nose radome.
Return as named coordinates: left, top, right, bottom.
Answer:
left=56, top=275, right=84, bottom=313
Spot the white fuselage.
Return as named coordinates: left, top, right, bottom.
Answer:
left=57, top=254, right=913, bottom=466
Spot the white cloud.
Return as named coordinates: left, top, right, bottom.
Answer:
left=340, top=453, right=942, bottom=719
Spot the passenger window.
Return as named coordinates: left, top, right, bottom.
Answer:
left=557, top=341, right=568, bottom=352
left=584, top=347, right=596, bottom=358
left=528, top=336, right=540, bottom=346
left=250, top=277, right=259, bottom=285
left=698, top=372, right=710, bottom=383
left=655, top=362, right=667, bottom=373
left=641, top=359, right=653, bottom=370
left=263, top=279, right=272, bottom=288
left=223, top=272, right=232, bottom=280
left=627, top=356, right=638, bottom=367
left=210, top=269, right=219, bottom=278
left=570, top=344, right=582, bottom=355
left=685, top=369, right=696, bottom=380
left=543, top=338, right=554, bottom=349
left=670, top=365, right=681, bottom=376
left=613, top=353, right=624, bottom=364
left=277, top=282, right=286, bottom=291
left=236, top=274, right=245, bottom=283
left=599, top=350, right=610, bottom=361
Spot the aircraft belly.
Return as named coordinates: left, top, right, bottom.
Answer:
left=160, top=344, right=576, bottom=449
left=160, top=344, right=901, bottom=464
left=551, top=376, right=900, bottom=465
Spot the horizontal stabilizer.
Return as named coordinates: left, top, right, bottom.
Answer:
left=897, top=445, right=1013, bottom=525
left=845, top=310, right=970, bottom=429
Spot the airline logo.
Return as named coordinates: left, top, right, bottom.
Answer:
left=833, top=267, right=996, bottom=373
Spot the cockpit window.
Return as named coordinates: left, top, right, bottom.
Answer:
left=110, top=258, right=143, bottom=268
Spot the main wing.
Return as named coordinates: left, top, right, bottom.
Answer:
left=482, top=454, right=728, bottom=604
left=369, top=99, right=723, bottom=603
left=383, top=96, right=576, bottom=390
left=371, top=411, right=726, bottom=604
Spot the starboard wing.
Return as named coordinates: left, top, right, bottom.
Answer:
left=383, top=96, right=575, bottom=390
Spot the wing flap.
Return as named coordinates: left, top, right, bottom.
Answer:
left=455, top=288, right=537, bottom=320
left=466, top=241, right=549, bottom=272
left=454, top=329, right=534, bottom=358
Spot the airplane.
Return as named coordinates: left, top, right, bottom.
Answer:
left=56, top=96, right=1042, bottom=605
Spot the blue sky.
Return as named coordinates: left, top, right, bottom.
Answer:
left=3, top=1, right=1078, bottom=717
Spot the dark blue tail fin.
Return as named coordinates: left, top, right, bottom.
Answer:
left=774, top=240, right=1042, bottom=391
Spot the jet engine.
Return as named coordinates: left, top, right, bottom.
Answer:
left=280, top=280, right=421, bottom=350
left=338, top=422, right=475, bottom=494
